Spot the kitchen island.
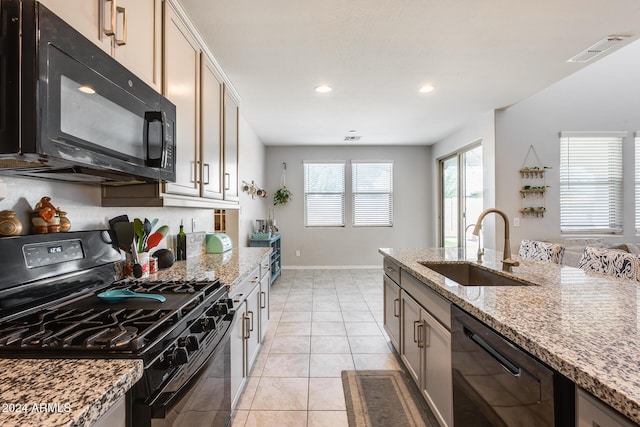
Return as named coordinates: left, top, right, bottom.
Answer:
left=380, top=247, right=640, bottom=424
left=0, top=358, right=142, bottom=427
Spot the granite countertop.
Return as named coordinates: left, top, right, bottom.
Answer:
left=152, top=246, right=270, bottom=295
left=379, top=247, right=640, bottom=424
left=0, top=358, right=142, bottom=427
left=0, top=247, right=268, bottom=427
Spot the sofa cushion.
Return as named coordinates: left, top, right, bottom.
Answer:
left=578, top=246, right=640, bottom=281
left=518, top=240, right=564, bottom=264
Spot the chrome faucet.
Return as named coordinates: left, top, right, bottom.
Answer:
left=472, top=209, right=520, bottom=272
left=464, top=223, right=483, bottom=262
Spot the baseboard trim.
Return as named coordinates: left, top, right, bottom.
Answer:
left=282, top=265, right=381, bottom=270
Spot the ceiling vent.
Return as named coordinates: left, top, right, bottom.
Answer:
left=567, top=35, right=629, bottom=63
left=344, top=135, right=361, bottom=142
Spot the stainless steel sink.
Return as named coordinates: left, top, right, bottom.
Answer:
left=419, top=261, right=534, bottom=286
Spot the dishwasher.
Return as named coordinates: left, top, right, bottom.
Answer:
left=451, top=306, right=574, bottom=426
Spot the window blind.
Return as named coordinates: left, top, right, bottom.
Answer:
left=352, top=161, right=393, bottom=226
left=304, top=162, right=345, bottom=227
left=560, top=133, right=624, bottom=234
left=635, top=134, right=640, bottom=232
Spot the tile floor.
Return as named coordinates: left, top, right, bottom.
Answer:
left=231, top=268, right=401, bottom=427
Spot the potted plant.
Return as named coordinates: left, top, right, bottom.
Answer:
left=273, top=187, right=292, bottom=205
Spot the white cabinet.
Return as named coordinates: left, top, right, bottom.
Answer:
left=163, top=2, right=200, bottom=198
left=230, top=263, right=270, bottom=410
left=383, top=273, right=401, bottom=353
left=400, top=290, right=423, bottom=384
left=223, top=89, right=240, bottom=201
left=258, top=254, right=271, bottom=342
left=577, top=388, right=636, bottom=427
left=200, top=56, right=224, bottom=200
left=39, top=0, right=161, bottom=91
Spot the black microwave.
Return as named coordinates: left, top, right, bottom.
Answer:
left=0, top=0, right=176, bottom=184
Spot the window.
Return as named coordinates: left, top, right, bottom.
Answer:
left=560, top=132, right=624, bottom=234
left=304, top=161, right=345, bottom=226
left=352, top=161, right=393, bottom=226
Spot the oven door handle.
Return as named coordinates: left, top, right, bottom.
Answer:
left=464, top=326, right=521, bottom=377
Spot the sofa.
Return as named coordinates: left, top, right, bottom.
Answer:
left=542, top=238, right=640, bottom=268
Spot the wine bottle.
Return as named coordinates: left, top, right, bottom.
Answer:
left=176, top=221, right=186, bottom=261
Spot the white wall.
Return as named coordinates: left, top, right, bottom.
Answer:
left=0, top=113, right=267, bottom=250
left=430, top=111, right=497, bottom=248
left=265, top=145, right=432, bottom=267
left=494, top=39, right=640, bottom=249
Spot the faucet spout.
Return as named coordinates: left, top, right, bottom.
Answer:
left=472, top=208, right=519, bottom=272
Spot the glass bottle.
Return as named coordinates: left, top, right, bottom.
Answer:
left=176, top=221, right=186, bottom=260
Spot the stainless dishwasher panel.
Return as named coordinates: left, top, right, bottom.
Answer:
left=451, top=305, right=573, bottom=426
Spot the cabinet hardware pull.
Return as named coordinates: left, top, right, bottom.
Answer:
left=224, top=173, right=230, bottom=190
left=417, top=323, right=425, bottom=348
left=393, top=298, right=399, bottom=318
left=101, top=0, right=116, bottom=38
left=243, top=315, right=250, bottom=339
left=260, top=291, right=266, bottom=309
left=385, top=266, right=395, bottom=273
left=464, top=326, right=521, bottom=377
left=413, top=320, right=420, bottom=344
left=190, top=161, right=197, bottom=183
left=202, top=163, right=210, bottom=185
left=248, top=310, right=254, bottom=332
left=424, top=323, right=430, bottom=348
left=114, top=6, right=127, bottom=46
left=250, top=276, right=259, bottom=283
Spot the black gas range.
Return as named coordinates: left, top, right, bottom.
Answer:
left=0, top=230, right=234, bottom=427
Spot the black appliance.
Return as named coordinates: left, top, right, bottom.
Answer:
left=451, top=305, right=574, bottom=426
left=0, top=1, right=176, bottom=185
left=0, top=231, right=234, bottom=427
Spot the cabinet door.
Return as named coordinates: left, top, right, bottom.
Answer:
left=422, top=309, right=452, bottom=427
left=400, top=291, right=422, bottom=385
left=383, top=274, right=401, bottom=353
left=230, top=299, right=245, bottom=409
left=112, top=0, right=162, bottom=91
left=223, top=88, right=239, bottom=201
left=259, top=273, right=270, bottom=343
left=244, top=284, right=261, bottom=373
left=163, top=3, right=200, bottom=197
left=200, top=56, right=224, bottom=199
left=39, top=0, right=111, bottom=53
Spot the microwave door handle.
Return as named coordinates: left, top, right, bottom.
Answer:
left=144, top=111, right=165, bottom=168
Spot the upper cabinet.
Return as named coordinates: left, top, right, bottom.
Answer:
left=101, top=0, right=241, bottom=208
left=39, top=0, right=162, bottom=91
left=223, top=88, right=240, bottom=202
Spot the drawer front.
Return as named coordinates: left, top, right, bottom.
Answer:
left=383, top=258, right=401, bottom=283
left=401, top=271, right=451, bottom=329
left=260, top=254, right=271, bottom=279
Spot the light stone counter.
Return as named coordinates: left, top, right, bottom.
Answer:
left=152, top=247, right=270, bottom=294
left=379, top=247, right=640, bottom=424
left=0, top=358, right=142, bottom=427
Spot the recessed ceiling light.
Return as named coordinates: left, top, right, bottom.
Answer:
left=419, top=84, right=436, bottom=93
left=78, top=85, right=96, bottom=94
left=314, top=85, right=332, bottom=93
left=348, top=129, right=357, bottom=133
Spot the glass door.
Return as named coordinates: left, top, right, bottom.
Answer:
left=439, top=144, right=483, bottom=248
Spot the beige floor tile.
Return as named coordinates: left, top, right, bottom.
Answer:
left=344, top=321, right=383, bottom=336
left=348, top=336, right=393, bottom=354
left=308, top=378, right=346, bottom=410
left=279, top=311, right=312, bottom=322
left=307, top=411, right=349, bottom=427
left=276, top=322, right=312, bottom=336
left=339, top=301, right=370, bottom=311
left=310, top=336, right=351, bottom=354
left=309, top=353, right=355, bottom=377
left=312, top=321, right=347, bottom=336
left=352, top=353, right=402, bottom=370
left=312, top=301, right=342, bottom=312
left=366, top=301, right=384, bottom=311
left=231, top=409, right=249, bottom=427
left=262, top=353, right=310, bottom=377
left=251, top=377, right=309, bottom=410
left=312, top=311, right=343, bottom=322
left=244, top=410, right=308, bottom=427
left=269, top=335, right=311, bottom=354
left=284, top=300, right=313, bottom=311
left=341, top=310, right=374, bottom=322
left=236, top=374, right=261, bottom=410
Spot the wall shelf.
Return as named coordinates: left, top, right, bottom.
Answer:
left=519, top=146, right=549, bottom=218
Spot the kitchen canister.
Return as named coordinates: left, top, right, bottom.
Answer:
left=0, top=210, right=23, bottom=236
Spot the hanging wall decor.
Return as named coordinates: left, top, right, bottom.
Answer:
left=273, top=163, right=292, bottom=206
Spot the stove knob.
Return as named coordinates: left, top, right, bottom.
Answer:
left=167, top=347, right=188, bottom=366
left=178, top=335, right=199, bottom=352
left=211, top=302, right=228, bottom=316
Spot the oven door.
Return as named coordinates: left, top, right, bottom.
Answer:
left=136, top=314, right=233, bottom=427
